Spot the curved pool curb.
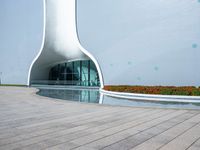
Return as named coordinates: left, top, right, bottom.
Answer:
left=100, top=89, right=200, bottom=103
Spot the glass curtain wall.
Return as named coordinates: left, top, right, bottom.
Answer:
left=49, top=60, right=100, bottom=86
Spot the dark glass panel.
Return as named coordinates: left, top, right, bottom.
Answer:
left=48, top=60, right=99, bottom=86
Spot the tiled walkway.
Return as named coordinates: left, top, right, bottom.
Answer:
left=0, top=87, right=200, bottom=150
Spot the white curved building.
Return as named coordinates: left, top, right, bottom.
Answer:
left=0, top=0, right=200, bottom=87
left=29, top=0, right=104, bottom=88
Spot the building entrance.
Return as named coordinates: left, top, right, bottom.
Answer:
left=48, top=60, right=100, bottom=86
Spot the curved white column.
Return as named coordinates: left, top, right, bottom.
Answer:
left=27, top=0, right=104, bottom=88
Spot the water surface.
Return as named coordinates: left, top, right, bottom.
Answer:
left=37, top=87, right=200, bottom=110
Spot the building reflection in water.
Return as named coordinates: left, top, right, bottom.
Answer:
left=37, top=88, right=200, bottom=110
left=37, top=88, right=101, bottom=103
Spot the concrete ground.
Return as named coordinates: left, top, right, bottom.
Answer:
left=0, top=86, right=200, bottom=150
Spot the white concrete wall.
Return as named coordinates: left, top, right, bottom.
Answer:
left=0, top=0, right=200, bottom=86
left=0, top=0, right=43, bottom=85
left=29, top=0, right=104, bottom=88
left=30, top=0, right=88, bottom=82
left=77, top=0, right=200, bottom=86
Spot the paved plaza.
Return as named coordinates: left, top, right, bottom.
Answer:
left=0, top=87, right=200, bottom=150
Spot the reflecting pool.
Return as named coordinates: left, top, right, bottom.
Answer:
left=37, top=87, right=100, bottom=103
left=37, top=87, right=200, bottom=110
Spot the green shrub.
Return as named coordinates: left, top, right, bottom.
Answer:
left=192, top=90, right=200, bottom=96
left=104, top=85, right=200, bottom=96
left=160, top=89, right=173, bottom=95
left=172, top=90, right=190, bottom=96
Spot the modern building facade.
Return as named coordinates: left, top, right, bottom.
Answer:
left=0, top=0, right=200, bottom=87
left=28, top=0, right=103, bottom=87
left=32, top=60, right=100, bottom=86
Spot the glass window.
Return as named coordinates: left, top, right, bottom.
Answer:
left=48, top=60, right=99, bottom=86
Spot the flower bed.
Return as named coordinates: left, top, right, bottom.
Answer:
left=104, top=85, right=200, bottom=96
